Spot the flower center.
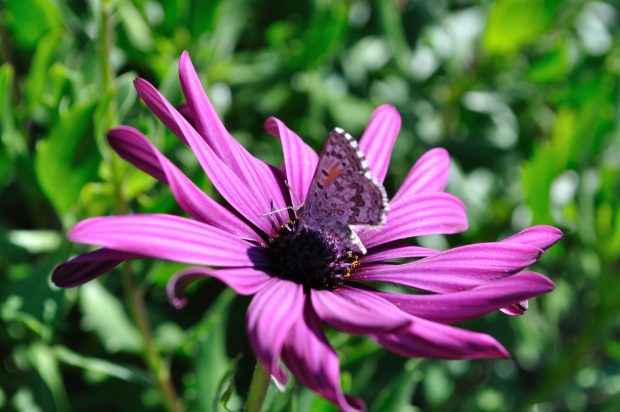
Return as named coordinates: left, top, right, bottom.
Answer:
left=266, top=220, right=359, bottom=291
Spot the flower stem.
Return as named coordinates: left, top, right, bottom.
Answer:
left=246, top=361, right=271, bottom=412
left=97, top=2, right=184, bottom=412
left=122, top=264, right=185, bottom=412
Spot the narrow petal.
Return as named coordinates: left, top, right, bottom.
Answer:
left=282, top=300, right=366, bottom=412
left=68, top=214, right=268, bottom=267
left=354, top=242, right=543, bottom=292
left=375, top=316, right=509, bottom=359
left=178, top=52, right=290, bottom=221
left=500, top=225, right=563, bottom=250
left=361, top=244, right=437, bottom=264
left=177, top=51, right=240, bottom=154
left=246, top=279, right=304, bottom=383
left=392, top=148, right=450, bottom=204
left=378, top=272, right=554, bottom=324
left=177, top=102, right=194, bottom=124
left=361, top=192, right=468, bottom=248
left=496, top=225, right=562, bottom=316
left=358, top=104, right=401, bottom=183
left=51, top=248, right=138, bottom=288
left=311, top=287, right=410, bottom=334
left=108, top=126, right=260, bottom=241
left=133, top=77, right=187, bottom=144
left=167, top=267, right=272, bottom=309
left=264, top=116, right=318, bottom=203
left=134, top=77, right=284, bottom=233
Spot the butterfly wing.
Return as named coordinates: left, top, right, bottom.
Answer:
left=302, top=128, right=388, bottom=253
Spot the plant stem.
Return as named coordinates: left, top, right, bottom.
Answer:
left=122, top=264, right=185, bottom=412
left=98, top=2, right=184, bottom=411
left=246, top=361, right=271, bottom=412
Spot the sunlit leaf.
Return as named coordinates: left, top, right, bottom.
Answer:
left=34, top=99, right=100, bottom=216
left=27, top=342, right=69, bottom=412
left=54, top=345, right=151, bottom=385
left=484, top=0, right=561, bottom=55
left=79, top=281, right=143, bottom=354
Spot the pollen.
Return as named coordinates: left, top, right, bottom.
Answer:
left=266, top=219, right=360, bottom=292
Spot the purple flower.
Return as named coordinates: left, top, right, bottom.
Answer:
left=53, top=52, right=561, bottom=411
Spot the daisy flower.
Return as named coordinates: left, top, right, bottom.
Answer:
left=53, top=51, right=561, bottom=411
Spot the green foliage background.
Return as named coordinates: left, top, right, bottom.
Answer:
left=1, top=0, right=619, bottom=410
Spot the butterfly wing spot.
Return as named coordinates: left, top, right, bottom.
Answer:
left=319, top=164, right=344, bottom=187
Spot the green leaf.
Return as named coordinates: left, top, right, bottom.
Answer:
left=527, top=42, right=570, bottom=83
left=117, top=1, right=154, bottom=52
left=0, top=64, right=18, bottom=184
left=115, top=71, right=138, bottom=121
left=2, top=260, right=64, bottom=341
left=201, top=0, right=250, bottom=58
left=371, top=359, right=422, bottom=411
left=34, top=99, right=100, bottom=216
left=25, top=29, right=64, bottom=114
left=7, top=230, right=61, bottom=254
left=422, top=365, right=453, bottom=406
left=12, top=388, right=44, bottom=412
left=187, top=288, right=240, bottom=412
left=286, top=2, right=349, bottom=69
left=27, top=342, right=69, bottom=412
left=483, top=0, right=561, bottom=55
left=54, top=345, right=152, bottom=385
left=521, top=145, right=558, bottom=225
left=4, top=0, right=62, bottom=50
left=79, top=281, right=143, bottom=354
left=0, top=64, right=19, bottom=147
left=375, top=0, right=411, bottom=74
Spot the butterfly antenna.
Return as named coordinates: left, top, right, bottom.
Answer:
left=263, top=199, right=281, bottom=233
left=261, top=206, right=299, bottom=216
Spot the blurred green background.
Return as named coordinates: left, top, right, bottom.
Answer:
left=1, top=0, right=619, bottom=410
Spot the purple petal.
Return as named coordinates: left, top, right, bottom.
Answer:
left=281, top=300, right=366, bottom=412
left=108, top=126, right=260, bottom=241
left=177, top=51, right=240, bottom=153
left=354, top=242, right=544, bottom=292
left=51, top=248, right=139, bottom=288
left=134, top=77, right=284, bottom=234
left=68, top=214, right=268, bottom=267
left=378, top=272, right=554, bottom=324
left=178, top=52, right=290, bottom=221
left=310, top=287, right=410, bottom=334
left=392, top=148, right=450, bottom=204
left=177, top=102, right=194, bottom=125
left=133, top=77, right=187, bottom=144
left=375, top=316, right=509, bottom=359
left=361, top=192, right=468, bottom=248
left=246, top=279, right=304, bottom=383
left=358, top=104, right=401, bottom=183
left=264, top=116, right=319, bottom=203
left=361, top=244, right=437, bottom=264
left=167, top=266, right=272, bottom=309
left=500, top=225, right=563, bottom=250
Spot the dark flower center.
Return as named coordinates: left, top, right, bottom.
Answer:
left=266, top=220, right=359, bottom=292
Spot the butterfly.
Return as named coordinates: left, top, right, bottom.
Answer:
left=299, top=128, right=389, bottom=254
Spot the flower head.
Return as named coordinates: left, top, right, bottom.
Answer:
left=53, top=51, right=561, bottom=411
